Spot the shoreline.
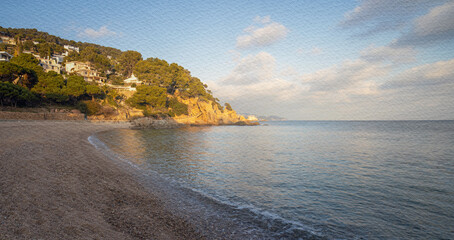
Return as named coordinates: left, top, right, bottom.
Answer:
left=0, top=120, right=204, bottom=239
left=90, top=124, right=323, bottom=240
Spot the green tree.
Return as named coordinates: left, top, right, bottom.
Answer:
left=14, top=35, right=23, bottom=56
left=0, top=61, right=38, bottom=89
left=81, top=100, right=102, bottom=115
left=10, top=53, right=43, bottom=77
left=32, top=71, right=68, bottom=102
left=225, top=103, right=233, bottom=111
left=127, top=85, right=167, bottom=109
left=22, top=40, right=35, bottom=51
left=0, top=81, right=38, bottom=107
left=133, top=58, right=172, bottom=88
left=78, top=46, right=111, bottom=74
left=0, top=43, right=7, bottom=51
left=168, top=97, right=188, bottom=116
left=117, top=50, right=142, bottom=77
left=37, top=42, right=54, bottom=58
left=105, top=87, right=123, bottom=107
left=65, top=75, right=86, bottom=101
left=0, top=62, right=26, bottom=82
left=133, top=58, right=195, bottom=94
left=108, top=74, right=124, bottom=85
left=86, top=84, right=101, bottom=101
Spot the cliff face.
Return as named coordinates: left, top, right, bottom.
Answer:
left=85, top=96, right=256, bottom=125
left=172, top=97, right=248, bottom=125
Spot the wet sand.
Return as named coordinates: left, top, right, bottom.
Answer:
left=0, top=121, right=204, bottom=239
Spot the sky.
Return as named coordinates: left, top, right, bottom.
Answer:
left=2, top=0, right=454, bottom=120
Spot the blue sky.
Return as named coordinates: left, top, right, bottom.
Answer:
left=2, top=0, right=454, bottom=120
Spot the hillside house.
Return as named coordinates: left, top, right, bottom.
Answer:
left=64, top=45, right=79, bottom=53
left=37, top=56, right=62, bottom=73
left=65, top=61, right=106, bottom=84
left=0, top=51, right=12, bottom=62
left=52, top=54, right=64, bottom=64
left=0, top=36, right=16, bottom=45
left=63, top=45, right=79, bottom=56
left=123, top=73, right=142, bottom=85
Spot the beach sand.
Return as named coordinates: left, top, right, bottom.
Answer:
left=0, top=121, right=204, bottom=239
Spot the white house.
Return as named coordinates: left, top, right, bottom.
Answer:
left=0, top=51, right=13, bottom=62
left=123, top=73, right=142, bottom=85
left=65, top=61, right=106, bottom=84
left=63, top=45, right=79, bottom=53
left=36, top=56, right=62, bottom=73
left=52, top=54, right=64, bottom=64
left=0, top=36, right=16, bottom=45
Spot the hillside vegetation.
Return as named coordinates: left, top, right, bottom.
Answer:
left=0, top=26, right=244, bottom=123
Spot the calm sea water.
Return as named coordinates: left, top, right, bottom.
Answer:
left=92, top=121, right=454, bottom=239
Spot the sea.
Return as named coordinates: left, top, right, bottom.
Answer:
left=89, top=121, right=454, bottom=239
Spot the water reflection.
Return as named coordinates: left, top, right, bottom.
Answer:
left=96, top=121, right=454, bottom=239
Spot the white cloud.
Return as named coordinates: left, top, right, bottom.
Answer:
left=360, top=45, right=417, bottom=64
left=415, top=1, right=454, bottom=37
left=340, top=0, right=446, bottom=35
left=221, top=52, right=275, bottom=85
left=301, top=59, right=389, bottom=93
left=382, top=58, right=454, bottom=89
left=210, top=52, right=304, bottom=114
left=214, top=43, right=454, bottom=119
left=341, top=0, right=454, bottom=45
left=395, top=1, right=454, bottom=46
left=236, top=17, right=289, bottom=49
left=78, top=26, right=116, bottom=38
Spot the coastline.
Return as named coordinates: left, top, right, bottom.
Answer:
left=0, top=120, right=204, bottom=239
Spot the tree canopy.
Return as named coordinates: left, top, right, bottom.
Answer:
left=133, top=57, right=218, bottom=103
left=117, top=50, right=142, bottom=77
left=31, top=71, right=67, bottom=102
left=64, top=46, right=112, bottom=74
left=65, top=75, right=87, bottom=100
left=0, top=26, right=230, bottom=115
left=0, top=81, right=37, bottom=107
left=1, top=57, right=39, bottom=89
left=225, top=103, right=233, bottom=111
left=127, top=85, right=167, bottom=109
left=10, top=53, right=43, bottom=77
left=86, top=84, right=102, bottom=101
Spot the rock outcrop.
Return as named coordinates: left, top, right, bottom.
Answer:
left=172, top=97, right=257, bottom=125
left=85, top=96, right=258, bottom=126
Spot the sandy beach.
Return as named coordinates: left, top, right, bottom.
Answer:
left=0, top=120, right=204, bottom=239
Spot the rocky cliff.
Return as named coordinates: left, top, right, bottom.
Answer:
left=172, top=97, right=255, bottom=125
left=86, top=96, right=257, bottom=126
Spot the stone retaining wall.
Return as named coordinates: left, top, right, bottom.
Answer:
left=0, top=111, right=85, bottom=120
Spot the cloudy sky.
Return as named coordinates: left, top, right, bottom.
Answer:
left=3, top=0, right=454, bottom=120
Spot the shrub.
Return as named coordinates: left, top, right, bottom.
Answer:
left=168, top=97, right=188, bottom=116
left=83, top=100, right=102, bottom=115
left=225, top=102, right=233, bottom=111
left=126, top=85, right=167, bottom=109
left=0, top=81, right=39, bottom=107
left=76, top=101, right=88, bottom=114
